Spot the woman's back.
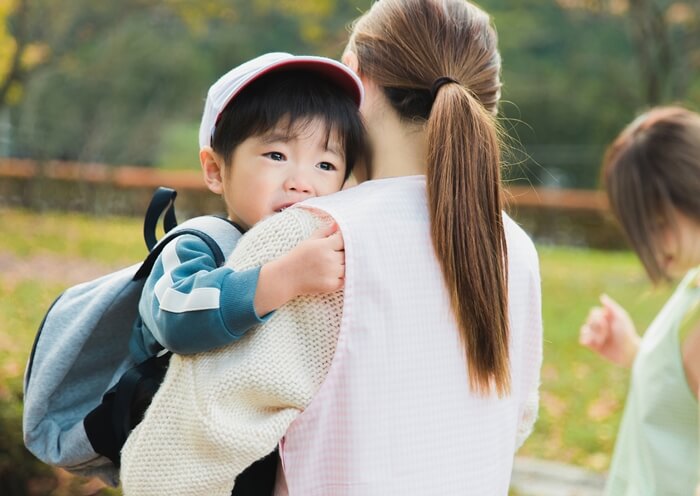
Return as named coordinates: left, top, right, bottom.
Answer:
left=277, top=176, right=542, bottom=495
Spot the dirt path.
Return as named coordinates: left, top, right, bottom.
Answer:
left=512, top=456, right=606, bottom=495
left=0, top=251, right=116, bottom=286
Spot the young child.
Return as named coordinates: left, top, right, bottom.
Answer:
left=578, top=106, right=700, bottom=495
left=129, top=52, right=368, bottom=363
left=85, top=52, right=368, bottom=488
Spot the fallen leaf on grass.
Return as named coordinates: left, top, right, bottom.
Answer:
left=3, top=360, right=21, bottom=378
left=586, top=391, right=620, bottom=421
left=541, top=391, right=568, bottom=418
left=541, top=364, right=559, bottom=382
left=585, top=452, right=610, bottom=471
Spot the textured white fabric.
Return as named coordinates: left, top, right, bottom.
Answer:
left=120, top=176, right=542, bottom=496
left=121, top=208, right=340, bottom=496
left=277, top=175, right=542, bottom=495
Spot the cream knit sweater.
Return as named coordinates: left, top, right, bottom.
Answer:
left=121, top=207, right=340, bottom=496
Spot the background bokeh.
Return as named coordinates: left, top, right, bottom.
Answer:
left=1, top=1, right=699, bottom=495
left=1, top=0, right=699, bottom=187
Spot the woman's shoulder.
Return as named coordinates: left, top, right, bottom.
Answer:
left=311, top=175, right=426, bottom=205
left=502, top=212, right=539, bottom=268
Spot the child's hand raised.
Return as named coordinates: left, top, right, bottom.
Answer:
left=254, top=222, right=344, bottom=318
left=579, top=294, right=641, bottom=368
left=286, top=222, right=345, bottom=295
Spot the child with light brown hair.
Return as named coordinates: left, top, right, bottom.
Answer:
left=580, top=106, right=700, bottom=495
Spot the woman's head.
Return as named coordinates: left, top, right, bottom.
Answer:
left=602, top=106, right=700, bottom=281
left=347, top=0, right=509, bottom=396
left=347, top=0, right=501, bottom=119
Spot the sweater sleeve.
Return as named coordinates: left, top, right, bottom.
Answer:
left=130, top=233, right=269, bottom=361
left=120, top=207, right=341, bottom=496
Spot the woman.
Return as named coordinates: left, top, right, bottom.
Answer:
left=580, top=106, right=700, bottom=495
left=121, top=1, right=543, bottom=494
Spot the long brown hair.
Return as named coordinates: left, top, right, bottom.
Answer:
left=602, top=106, right=700, bottom=282
left=349, top=0, right=509, bottom=395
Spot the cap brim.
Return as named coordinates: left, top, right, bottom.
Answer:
left=224, top=56, right=363, bottom=113
left=202, top=54, right=365, bottom=149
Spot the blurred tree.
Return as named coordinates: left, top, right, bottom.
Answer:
left=555, top=0, right=700, bottom=105
left=12, top=5, right=207, bottom=164
left=1, top=0, right=363, bottom=110
left=490, top=0, right=639, bottom=188
left=0, top=0, right=42, bottom=108
left=5, top=0, right=367, bottom=165
left=2, top=0, right=698, bottom=187
left=2, top=0, right=162, bottom=110
left=490, top=0, right=700, bottom=188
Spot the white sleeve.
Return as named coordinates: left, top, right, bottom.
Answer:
left=515, top=384, right=540, bottom=449
left=120, top=208, right=342, bottom=496
left=514, top=242, right=542, bottom=450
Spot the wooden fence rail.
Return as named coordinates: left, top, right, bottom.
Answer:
left=0, top=158, right=624, bottom=249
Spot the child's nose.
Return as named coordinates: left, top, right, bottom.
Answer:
left=284, top=172, right=313, bottom=194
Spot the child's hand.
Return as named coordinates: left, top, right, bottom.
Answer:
left=579, top=294, right=641, bottom=368
left=284, top=222, right=345, bottom=296
left=253, top=223, right=344, bottom=318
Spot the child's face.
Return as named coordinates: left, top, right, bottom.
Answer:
left=657, top=209, right=700, bottom=277
left=221, top=119, right=346, bottom=230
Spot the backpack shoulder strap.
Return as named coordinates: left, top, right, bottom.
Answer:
left=133, top=216, right=242, bottom=281
left=143, top=187, right=178, bottom=251
left=109, top=216, right=241, bottom=458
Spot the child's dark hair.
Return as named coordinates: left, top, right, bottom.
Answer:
left=602, top=106, right=700, bottom=282
left=211, top=69, right=369, bottom=181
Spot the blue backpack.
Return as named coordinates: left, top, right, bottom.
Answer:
left=22, top=187, right=241, bottom=486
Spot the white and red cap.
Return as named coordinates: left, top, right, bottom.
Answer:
left=199, top=52, right=364, bottom=149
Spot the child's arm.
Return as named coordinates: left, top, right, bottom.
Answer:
left=132, top=234, right=267, bottom=359
left=253, top=222, right=344, bottom=317
left=579, top=294, right=641, bottom=367
left=133, top=224, right=344, bottom=360
left=121, top=208, right=340, bottom=496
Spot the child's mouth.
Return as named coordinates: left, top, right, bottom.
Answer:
left=274, top=202, right=296, bottom=213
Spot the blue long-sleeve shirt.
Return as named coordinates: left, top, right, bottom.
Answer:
left=129, top=232, right=270, bottom=362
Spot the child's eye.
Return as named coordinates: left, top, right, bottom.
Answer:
left=264, top=152, right=286, bottom=161
left=317, top=162, right=336, bottom=171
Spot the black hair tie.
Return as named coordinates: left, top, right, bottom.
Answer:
left=430, top=77, right=458, bottom=101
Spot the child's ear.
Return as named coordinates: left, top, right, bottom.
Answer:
left=200, top=147, right=225, bottom=195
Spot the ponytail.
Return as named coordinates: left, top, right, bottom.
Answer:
left=350, top=0, right=509, bottom=395
left=427, top=84, right=510, bottom=396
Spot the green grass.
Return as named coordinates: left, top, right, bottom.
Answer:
left=0, top=207, right=676, bottom=488
left=0, top=210, right=145, bottom=367
left=0, top=209, right=145, bottom=265
left=519, top=245, right=672, bottom=470
left=0, top=209, right=143, bottom=495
